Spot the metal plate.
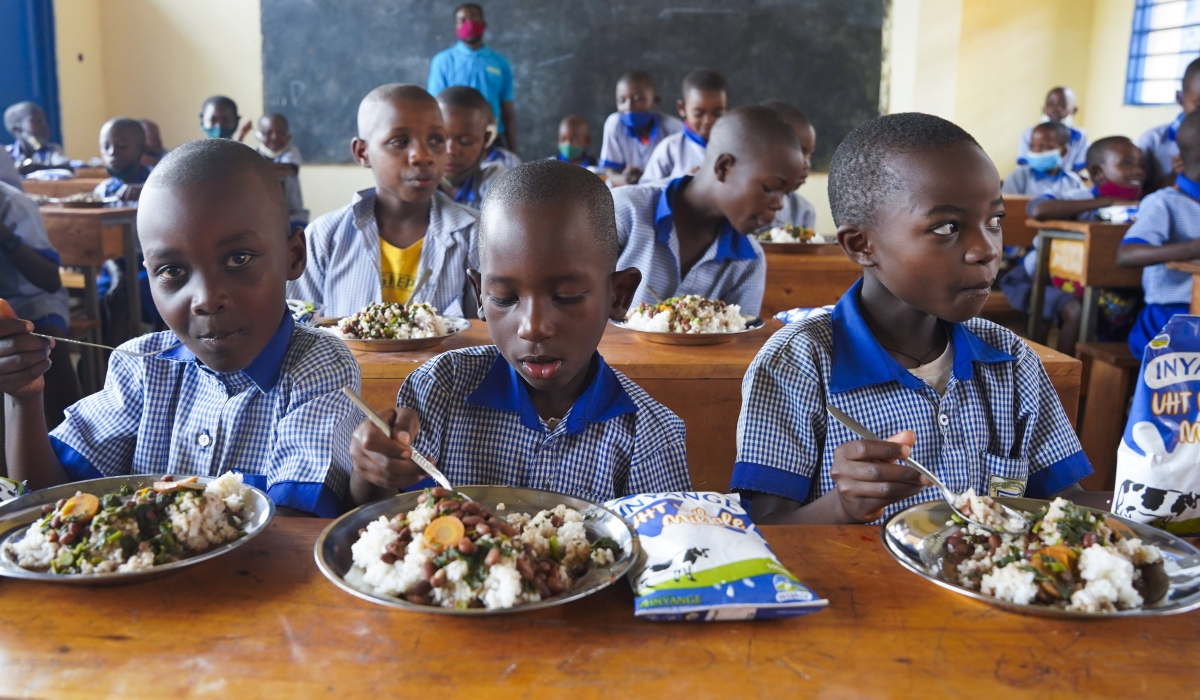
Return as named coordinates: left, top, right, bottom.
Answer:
left=315, top=486, right=639, bottom=614
left=610, top=316, right=765, bottom=346
left=0, top=475, right=275, bottom=586
left=882, top=497, right=1200, bottom=617
left=330, top=317, right=471, bottom=352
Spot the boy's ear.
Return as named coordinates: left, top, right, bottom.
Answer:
left=712, top=153, right=735, bottom=183
left=286, top=226, right=307, bottom=281
left=676, top=98, right=686, bottom=119
left=652, top=93, right=661, bottom=108
left=1059, top=145, right=1069, bottom=158
left=351, top=137, right=370, bottom=168
left=467, top=268, right=484, bottom=313
left=609, top=267, right=642, bottom=320
left=1087, top=163, right=1106, bottom=184
left=837, top=223, right=877, bottom=268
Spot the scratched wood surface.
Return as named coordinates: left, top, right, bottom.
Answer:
left=1, top=518, right=1195, bottom=698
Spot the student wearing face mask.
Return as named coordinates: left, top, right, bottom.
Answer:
left=427, top=4, right=518, bottom=156
left=599, top=71, right=682, bottom=188
left=199, top=95, right=244, bottom=140
left=1016, top=87, right=1089, bottom=175
left=1001, top=122, right=1086, bottom=198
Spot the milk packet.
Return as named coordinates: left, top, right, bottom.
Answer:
left=1115, top=314, right=1200, bottom=535
left=605, top=492, right=827, bottom=621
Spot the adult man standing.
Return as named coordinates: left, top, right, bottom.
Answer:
left=427, top=4, right=518, bottom=155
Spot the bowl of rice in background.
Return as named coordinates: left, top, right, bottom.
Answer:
left=315, top=486, right=639, bottom=615
left=615, top=294, right=765, bottom=346
left=0, top=474, right=274, bottom=586
left=882, top=496, right=1200, bottom=618
left=323, top=302, right=471, bottom=352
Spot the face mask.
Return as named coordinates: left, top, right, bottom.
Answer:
left=201, top=124, right=235, bottom=139
left=456, top=19, right=486, bottom=42
left=1040, top=113, right=1073, bottom=128
left=558, top=143, right=584, bottom=161
left=1026, top=150, right=1063, bottom=174
left=1096, top=180, right=1142, bottom=200
left=619, top=111, right=654, bottom=131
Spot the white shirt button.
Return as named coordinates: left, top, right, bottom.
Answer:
left=197, top=433, right=212, bottom=447
left=938, top=414, right=949, bottom=427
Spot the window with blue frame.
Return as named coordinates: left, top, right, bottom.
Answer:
left=1127, top=0, right=1200, bottom=105
left=0, top=0, right=61, bottom=147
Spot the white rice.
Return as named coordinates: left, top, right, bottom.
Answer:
left=980, top=563, right=1039, bottom=605
left=624, top=294, right=747, bottom=334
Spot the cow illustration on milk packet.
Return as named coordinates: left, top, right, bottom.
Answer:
left=605, top=492, right=827, bottom=621
left=1116, top=315, right=1200, bottom=535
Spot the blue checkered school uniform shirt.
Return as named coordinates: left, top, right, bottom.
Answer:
left=1138, top=114, right=1183, bottom=183
left=6, top=141, right=69, bottom=167
left=287, top=188, right=479, bottom=318
left=450, top=161, right=506, bottom=211
left=486, top=147, right=522, bottom=169
left=398, top=346, right=691, bottom=501
left=642, top=126, right=707, bottom=184
left=49, top=313, right=363, bottom=517
left=0, top=181, right=69, bottom=329
left=613, top=176, right=766, bottom=316
left=93, top=164, right=152, bottom=198
left=1122, top=178, right=1200, bottom=305
left=599, top=112, right=682, bottom=173
left=732, top=280, right=1092, bottom=524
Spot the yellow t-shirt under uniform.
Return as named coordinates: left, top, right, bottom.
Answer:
left=379, top=237, right=424, bottom=304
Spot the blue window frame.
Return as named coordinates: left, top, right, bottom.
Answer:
left=0, top=0, right=61, bottom=147
left=1127, top=0, right=1200, bottom=105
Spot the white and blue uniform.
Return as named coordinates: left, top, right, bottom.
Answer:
left=0, top=181, right=68, bottom=332
left=1017, top=123, right=1089, bottom=173
left=6, top=141, right=68, bottom=168
left=732, top=280, right=1092, bottom=523
left=258, top=143, right=308, bottom=227
left=448, top=160, right=506, bottom=211
left=641, top=125, right=707, bottom=184
left=288, top=188, right=479, bottom=318
left=613, top=176, right=766, bottom=316
left=1138, top=114, right=1184, bottom=184
left=485, top=147, right=521, bottom=170
left=1121, top=175, right=1200, bottom=358
left=397, top=346, right=692, bottom=501
left=49, top=314, right=363, bottom=517
left=1001, top=165, right=1088, bottom=198
left=599, top=112, right=682, bottom=175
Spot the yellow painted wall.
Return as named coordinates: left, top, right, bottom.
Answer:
left=53, top=0, right=106, bottom=158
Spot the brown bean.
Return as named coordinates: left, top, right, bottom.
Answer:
left=46, top=530, right=58, bottom=543
left=537, top=559, right=552, bottom=572
left=68, top=522, right=82, bottom=538
left=380, top=552, right=397, bottom=565
left=485, top=547, right=501, bottom=566
left=417, top=493, right=428, bottom=504
left=534, top=576, right=551, bottom=598
left=405, top=593, right=429, bottom=605
left=461, top=501, right=481, bottom=514
left=988, top=535, right=1001, bottom=548
left=410, top=579, right=433, bottom=596
left=496, top=521, right=517, bottom=538
left=50, top=515, right=61, bottom=529
left=55, top=499, right=65, bottom=509
left=430, top=567, right=447, bottom=587
left=59, top=532, right=77, bottom=546
left=430, top=487, right=451, bottom=498
left=547, top=570, right=567, bottom=594
left=516, top=556, right=535, bottom=580
left=40, top=504, right=54, bottom=514
left=385, top=540, right=404, bottom=558
left=422, top=561, right=436, bottom=580
left=1083, top=531, right=1098, bottom=548
left=161, top=475, right=174, bottom=482
left=457, top=537, right=478, bottom=555
left=475, top=523, right=491, bottom=536
left=461, top=515, right=484, bottom=527
left=551, top=515, right=563, bottom=528
left=395, top=527, right=410, bottom=541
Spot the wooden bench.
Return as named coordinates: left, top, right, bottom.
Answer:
left=1074, top=342, right=1140, bottom=491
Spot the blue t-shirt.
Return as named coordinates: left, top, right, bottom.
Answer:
left=427, top=42, right=514, bottom=132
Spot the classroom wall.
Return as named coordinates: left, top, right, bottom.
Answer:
left=53, top=0, right=106, bottom=158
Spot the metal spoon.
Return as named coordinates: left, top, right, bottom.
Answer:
left=31, top=332, right=182, bottom=358
left=404, top=268, right=432, bottom=308
left=826, top=405, right=1031, bottom=534
left=341, top=386, right=462, bottom=496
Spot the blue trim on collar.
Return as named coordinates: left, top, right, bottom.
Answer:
left=829, top=279, right=1016, bottom=393
left=622, top=113, right=661, bottom=141
left=1177, top=172, right=1200, bottom=200
left=158, top=311, right=295, bottom=392
left=1030, top=167, right=1065, bottom=182
left=653, top=176, right=757, bottom=261
left=51, top=436, right=105, bottom=481
left=453, top=173, right=478, bottom=205
left=682, top=123, right=707, bottom=147
left=465, top=352, right=637, bottom=434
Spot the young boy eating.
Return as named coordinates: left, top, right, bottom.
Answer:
left=555, top=115, right=595, bottom=168
left=289, top=84, right=479, bottom=318
left=1016, top=87, right=1088, bottom=175
left=1139, top=58, right=1200, bottom=192
left=642, top=69, right=728, bottom=184
left=1001, top=122, right=1086, bottom=198
left=1118, top=110, right=1200, bottom=359
left=94, top=118, right=152, bottom=201
left=0, top=139, right=362, bottom=517
left=247, top=113, right=309, bottom=231
left=612, top=105, right=807, bottom=317
left=600, top=71, right=682, bottom=187
left=4, top=101, right=69, bottom=175
left=760, top=100, right=818, bottom=232
left=199, top=95, right=242, bottom=140
left=349, top=159, right=691, bottom=504
left=437, top=86, right=506, bottom=210
left=734, top=113, right=1106, bottom=525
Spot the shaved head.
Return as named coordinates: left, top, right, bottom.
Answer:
left=101, top=117, right=147, bottom=147
left=357, top=83, right=439, bottom=139
left=703, top=105, right=801, bottom=167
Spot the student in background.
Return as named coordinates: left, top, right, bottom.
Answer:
left=0, top=182, right=78, bottom=429
left=0, top=140, right=362, bottom=516
left=427, top=4, right=518, bottom=155
left=612, top=106, right=807, bottom=317
left=555, top=115, right=595, bottom=168
left=600, top=71, right=682, bottom=188
left=1016, top=87, right=1088, bottom=175
left=290, top=84, right=479, bottom=318
left=760, top=100, right=818, bottom=232
left=1001, top=122, right=1086, bottom=198
left=200, top=95, right=242, bottom=139
left=1118, top=110, right=1200, bottom=360
left=1001, top=138, right=1145, bottom=358
left=484, top=113, right=522, bottom=169
left=95, top=118, right=152, bottom=201
left=4, top=102, right=69, bottom=175
left=642, top=69, right=728, bottom=184
left=1139, top=57, right=1200, bottom=193
left=735, top=112, right=1104, bottom=526
left=245, top=113, right=309, bottom=232
left=349, top=159, right=690, bottom=504
left=437, top=86, right=507, bottom=210
left=0, top=149, right=22, bottom=189
left=140, top=119, right=167, bottom=166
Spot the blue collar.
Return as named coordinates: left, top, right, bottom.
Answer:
left=623, top=113, right=661, bottom=141
left=654, top=177, right=758, bottom=262
left=466, top=352, right=638, bottom=434
left=159, top=311, right=295, bottom=392
left=829, top=279, right=1016, bottom=393
left=1177, top=172, right=1200, bottom=200
left=1168, top=112, right=1186, bottom=142
left=453, top=174, right=478, bottom=204
left=682, top=123, right=707, bottom=148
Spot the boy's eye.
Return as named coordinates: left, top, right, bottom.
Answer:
left=761, top=184, right=776, bottom=194
left=931, top=222, right=960, bottom=236
left=554, top=293, right=586, bottom=305
left=489, top=295, right=517, bottom=307
left=226, top=252, right=254, bottom=268
left=987, top=215, right=1003, bottom=229
left=157, top=265, right=186, bottom=280
left=389, top=137, right=408, bottom=148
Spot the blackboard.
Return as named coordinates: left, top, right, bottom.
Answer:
left=261, top=0, right=885, bottom=168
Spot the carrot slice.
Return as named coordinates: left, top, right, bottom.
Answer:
left=424, top=515, right=465, bottom=550
left=60, top=493, right=99, bottom=521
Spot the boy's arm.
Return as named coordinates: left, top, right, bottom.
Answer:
left=1028, top=195, right=1121, bottom=221
left=0, top=303, right=68, bottom=489
left=1114, top=194, right=1196, bottom=268
left=0, top=221, right=61, bottom=293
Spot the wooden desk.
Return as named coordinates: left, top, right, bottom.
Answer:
left=1001, top=194, right=1036, bottom=247
left=355, top=321, right=1082, bottom=490
left=762, top=248, right=861, bottom=318
left=21, top=178, right=105, bottom=198
left=73, top=166, right=108, bottom=179
left=1027, top=219, right=1140, bottom=346
left=39, top=205, right=141, bottom=389
left=1166, top=259, right=1200, bottom=313
left=2, top=517, right=1194, bottom=698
